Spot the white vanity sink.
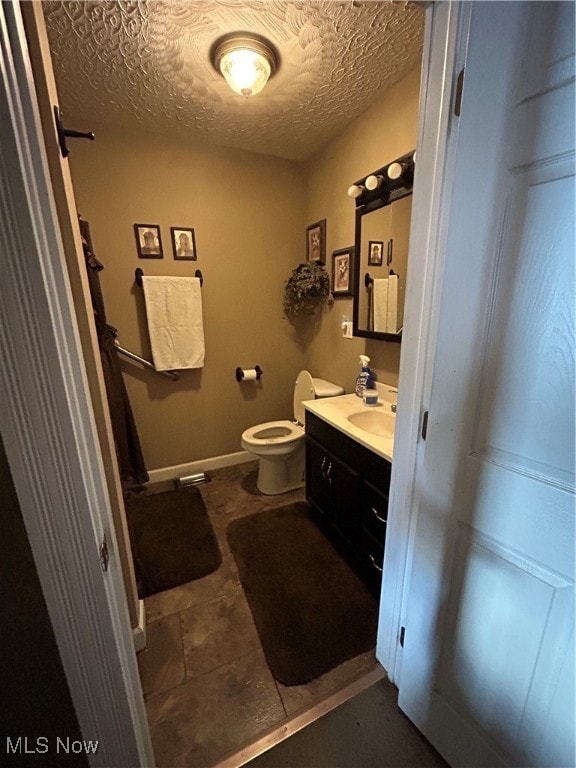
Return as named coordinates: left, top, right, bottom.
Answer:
left=304, top=383, right=397, bottom=461
left=347, top=409, right=396, bottom=438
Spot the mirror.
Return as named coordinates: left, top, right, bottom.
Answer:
left=352, top=151, right=415, bottom=341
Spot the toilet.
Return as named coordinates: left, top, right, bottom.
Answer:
left=241, top=370, right=344, bottom=495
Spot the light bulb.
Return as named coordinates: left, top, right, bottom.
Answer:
left=387, top=162, right=404, bottom=180
left=220, top=48, right=271, bottom=97
left=347, top=184, right=364, bottom=199
left=365, top=174, right=383, bottom=191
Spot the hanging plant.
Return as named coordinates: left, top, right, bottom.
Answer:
left=283, top=262, right=333, bottom=317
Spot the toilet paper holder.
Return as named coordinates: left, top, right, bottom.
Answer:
left=236, top=366, right=263, bottom=382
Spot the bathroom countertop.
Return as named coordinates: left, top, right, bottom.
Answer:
left=304, top=391, right=395, bottom=463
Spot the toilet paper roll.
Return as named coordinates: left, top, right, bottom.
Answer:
left=236, top=366, right=263, bottom=382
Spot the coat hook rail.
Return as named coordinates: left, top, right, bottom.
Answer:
left=53, top=106, right=95, bottom=158
left=134, top=268, right=203, bottom=287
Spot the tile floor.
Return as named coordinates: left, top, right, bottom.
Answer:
left=245, top=678, right=449, bottom=768
left=136, top=462, right=380, bottom=768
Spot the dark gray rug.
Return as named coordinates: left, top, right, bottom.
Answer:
left=227, top=502, right=378, bottom=686
left=126, top=487, right=221, bottom=598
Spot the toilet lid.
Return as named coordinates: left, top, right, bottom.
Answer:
left=293, top=370, right=315, bottom=425
left=312, top=377, right=344, bottom=397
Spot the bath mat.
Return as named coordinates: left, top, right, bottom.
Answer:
left=227, top=502, right=377, bottom=686
left=126, top=487, right=221, bottom=598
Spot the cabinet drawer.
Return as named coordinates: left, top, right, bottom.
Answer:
left=361, top=481, right=388, bottom=543
left=363, top=530, right=384, bottom=586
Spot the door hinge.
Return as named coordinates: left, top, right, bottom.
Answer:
left=454, top=68, right=465, bottom=116
left=421, top=410, right=429, bottom=441
left=99, top=533, right=109, bottom=572
left=400, top=626, right=406, bottom=648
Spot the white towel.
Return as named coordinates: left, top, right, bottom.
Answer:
left=373, top=278, right=388, bottom=333
left=387, top=274, right=399, bottom=333
left=142, top=276, right=205, bottom=371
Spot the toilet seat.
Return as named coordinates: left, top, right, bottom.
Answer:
left=241, top=419, right=304, bottom=447
left=242, top=370, right=341, bottom=451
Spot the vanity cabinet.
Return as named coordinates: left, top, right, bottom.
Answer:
left=306, top=434, right=361, bottom=547
left=305, top=410, right=391, bottom=591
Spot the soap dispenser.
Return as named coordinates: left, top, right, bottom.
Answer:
left=355, top=355, right=371, bottom=397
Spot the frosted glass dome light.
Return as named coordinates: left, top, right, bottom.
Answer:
left=211, top=33, right=279, bottom=98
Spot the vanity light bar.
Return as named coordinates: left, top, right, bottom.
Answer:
left=348, top=150, right=415, bottom=207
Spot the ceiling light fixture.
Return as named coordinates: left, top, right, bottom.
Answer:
left=211, top=33, right=279, bottom=98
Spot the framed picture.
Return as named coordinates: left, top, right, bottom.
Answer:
left=368, top=240, right=384, bottom=266
left=306, top=219, right=327, bottom=263
left=134, top=224, right=163, bottom=259
left=171, top=227, right=197, bottom=261
left=331, top=246, right=354, bottom=297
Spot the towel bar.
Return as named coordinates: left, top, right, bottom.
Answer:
left=115, top=343, right=180, bottom=380
left=365, top=269, right=396, bottom=286
left=135, top=268, right=203, bottom=287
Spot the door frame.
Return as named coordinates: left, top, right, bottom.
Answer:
left=0, top=0, right=469, bottom=760
left=376, top=0, right=470, bottom=683
left=20, top=0, right=142, bottom=635
left=0, top=4, right=153, bottom=765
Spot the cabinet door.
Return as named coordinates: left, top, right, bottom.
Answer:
left=305, top=436, right=331, bottom=520
left=328, top=453, right=361, bottom=546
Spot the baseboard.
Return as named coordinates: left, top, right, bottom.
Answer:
left=147, top=451, right=254, bottom=484
left=133, top=599, right=146, bottom=652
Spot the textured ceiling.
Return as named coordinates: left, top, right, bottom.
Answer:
left=44, top=1, right=424, bottom=161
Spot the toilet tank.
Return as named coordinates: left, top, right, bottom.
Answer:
left=294, top=370, right=343, bottom=425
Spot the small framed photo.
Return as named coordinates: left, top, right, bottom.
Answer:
left=134, top=224, right=163, bottom=259
left=306, top=219, right=327, bottom=263
left=368, top=240, right=384, bottom=267
left=332, top=246, right=354, bottom=297
left=171, top=227, right=197, bottom=261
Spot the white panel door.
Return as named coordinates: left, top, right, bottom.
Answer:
left=398, top=3, right=575, bottom=767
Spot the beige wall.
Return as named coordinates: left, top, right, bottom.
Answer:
left=303, top=65, right=421, bottom=392
left=70, top=129, right=306, bottom=470
left=68, top=64, right=420, bottom=472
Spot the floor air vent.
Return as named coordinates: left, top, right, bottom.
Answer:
left=176, top=472, right=209, bottom=488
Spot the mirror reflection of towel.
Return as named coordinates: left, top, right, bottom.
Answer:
left=142, top=276, right=205, bottom=371
left=373, top=278, right=388, bottom=333
left=387, top=274, right=399, bottom=333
